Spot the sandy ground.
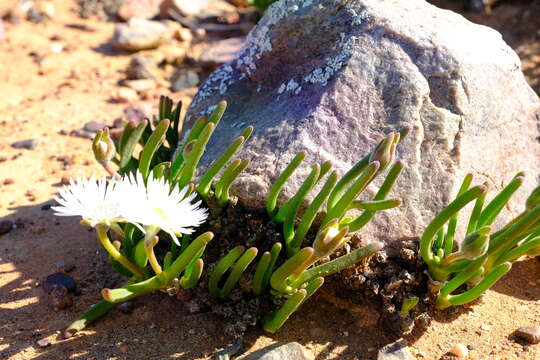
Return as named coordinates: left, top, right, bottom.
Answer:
left=0, top=1, right=539, bottom=359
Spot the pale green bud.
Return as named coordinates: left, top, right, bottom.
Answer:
left=92, top=128, right=116, bottom=165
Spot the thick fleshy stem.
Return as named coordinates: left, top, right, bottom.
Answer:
left=420, top=185, right=487, bottom=279
left=263, top=277, right=324, bottom=333
left=436, top=262, right=511, bottom=309
left=96, top=225, right=144, bottom=278
left=292, top=242, right=382, bottom=288
left=65, top=300, right=117, bottom=337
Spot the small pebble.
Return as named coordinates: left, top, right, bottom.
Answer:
left=0, top=220, right=13, bottom=235
left=3, top=178, right=14, bottom=185
left=116, top=87, right=139, bottom=103
left=480, top=324, right=492, bottom=331
left=12, top=139, right=39, bottom=150
left=70, top=129, right=95, bottom=139
left=514, top=326, right=540, bottom=344
left=83, top=121, right=106, bottom=133
left=36, top=338, right=51, bottom=348
left=449, top=343, right=468, bottom=358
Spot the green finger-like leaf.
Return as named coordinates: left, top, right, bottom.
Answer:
left=291, top=171, right=338, bottom=254
left=151, top=161, right=170, bottom=179
left=179, top=258, right=204, bottom=289
left=271, top=247, right=314, bottom=294
left=400, top=296, right=419, bottom=316
left=478, top=174, right=524, bottom=228
left=119, top=121, right=147, bottom=170
left=262, top=289, right=307, bottom=333
left=488, top=204, right=540, bottom=262
left=208, top=246, right=245, bottom=298
left=420, top=185, right=486, bottom=269
left=438, top=262, right=511, bottom=309
left=176, top=123, right=216, bottom=188
left=434, top=228, right=445, bottom=252
left=138, top=119, right=170, bottom=180
left=207, top=101, right=227, bottom=126
left=466, top=183, right=488, bottom=235
left=198, top=126, right=253, bottom=200
left=439, top=256, right=487, bottom=298
left=133, top=240, right=149, bottom=268
left=262, top=242, right=282, bottom=291
left=267, top=152, right=306, bottom=218
left=317, top=161, right=333, bottom=182
left=502, top=236, right=540, bottom=263
left=348, top=199, right=401, bottom=212
left=253, top=252, right=271, bottom=296
left=444, top=173, right=473, bottom=255
left=323, top=161, right=380, bottom=229
left=327, top=156, right=369, bottom=212
left=215, top=159, right=250, bottom=207
left=163, top=251, right=173, bottom=270
left=118, top=121, right=136, bottom=154
left=282, top=165, right=321, bottom=250
left=219, top=247, right=258, bottom=298
left=65, top=299, right=118, bottom=335
left=293, top=242, right=381, bottom=287
left=346, top=160, right=404, bottom=232
left=163, top=232, right=213, bottom=283
left=170, top=116, right=207, bottom=179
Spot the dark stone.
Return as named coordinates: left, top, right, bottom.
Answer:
left=11, top=139, right=39, bottom=150
left=514, top=326, right=540, bottom=345
left=43, top=272, right=77, bottom=294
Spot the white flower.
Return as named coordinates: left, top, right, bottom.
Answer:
left=119, top=171, right=208, bottom=245
left=52, top=176, right=124, bottom=227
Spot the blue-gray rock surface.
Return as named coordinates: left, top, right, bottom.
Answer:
left=185, top=0, right=540, bottom=251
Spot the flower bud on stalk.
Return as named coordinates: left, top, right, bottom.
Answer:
left=369, top=132, right=399, bottom=171
left=461, top=226, right=490, bottom=259
left=92, top=128, right=119, bottom=178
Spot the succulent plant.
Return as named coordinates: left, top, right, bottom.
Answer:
left=420, top=173, right=540, bottom=309
left=61, top=96, right=406, bottom=336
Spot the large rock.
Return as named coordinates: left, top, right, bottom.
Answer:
left=186, top=0, right=540, bottom=251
